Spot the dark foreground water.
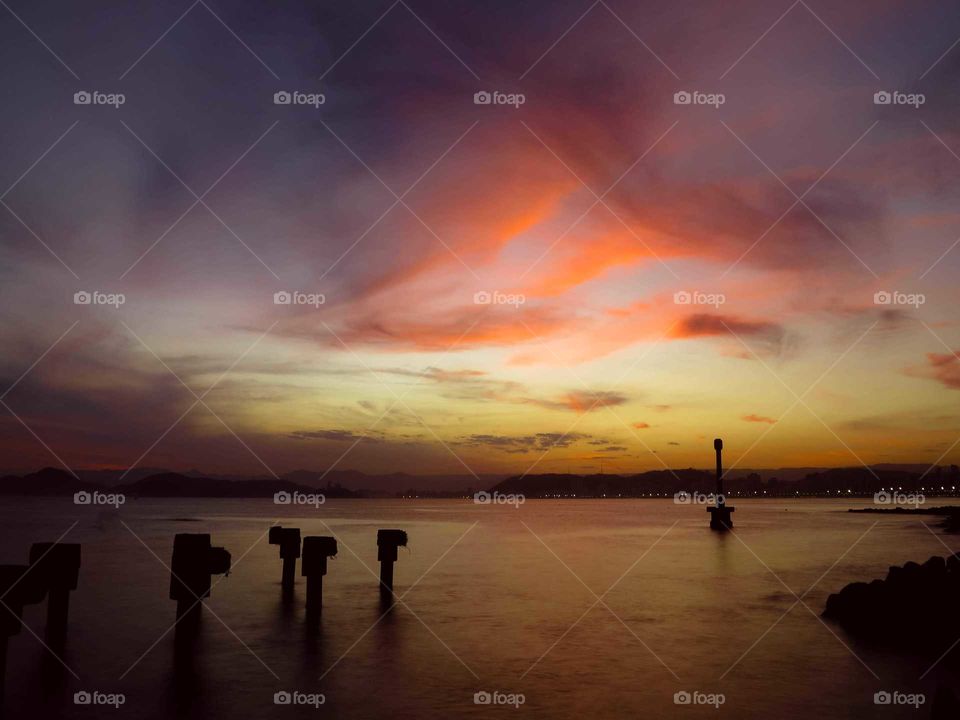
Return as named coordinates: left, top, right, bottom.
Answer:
left=1, top=498, right=958, bottom=718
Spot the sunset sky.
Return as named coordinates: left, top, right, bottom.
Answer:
left=2, top=0, right=960, bottom=477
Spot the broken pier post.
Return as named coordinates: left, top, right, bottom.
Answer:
left=0, top=564, right=47, bottom=708
left=268, top=526, right=301, bottom=597
left=28, top=542, right=81, bottom=646
left=376, top=529, right=407, bottom=598
left=169, top=534, right=231, bottom=625
left=301, top=536, right=337, bottom=613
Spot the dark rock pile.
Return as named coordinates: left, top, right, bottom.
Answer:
left=823, top=555, right=960, bottom=652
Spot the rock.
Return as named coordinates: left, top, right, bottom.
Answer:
left=823, top=555, right=960, bottom=655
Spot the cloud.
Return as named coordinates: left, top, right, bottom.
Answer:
left=673, top=314, right=783, bottom=341
left=632, top=422, right=651, bottom=429
left=742, top=414, right=777, bottom=424
left=528, top=390, right=630, bottom=413
left=288, top=429, right=381, bottom=442
left=455, top=432, right=593, bottom=453
left=906, top=352, right=960, bottom=390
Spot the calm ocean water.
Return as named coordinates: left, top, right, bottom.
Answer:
left=2, top=497, right=958, bottom=718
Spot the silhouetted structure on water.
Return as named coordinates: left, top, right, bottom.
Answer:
left=28, top=542, right=80, bottom=647
left=169, top=534, right=231, bottom=625
left=0, top=541, right=81, bottom=710
left=268, top=526, right=301, bottom=598
left=302, top=536, right=338, bottom=613
left=707, top=438, right=735, bottom=530
left=377, top=529, right=407, bottom=598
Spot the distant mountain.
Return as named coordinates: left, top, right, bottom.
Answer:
left=493, top=469, right=725, bottom=497
left=281, top=469, right=504, bottom=494
left=0, top=467, right=102, bottom=495
left=0, top=469, right=359, bottom=498
left=2, top=465, right=957, bottom=499
left=492, top=465, right=960, bottom=498
left=124, top=473, right=360, bottom=498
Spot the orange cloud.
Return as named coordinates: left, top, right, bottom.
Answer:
left=927, top=353, right=960, bottom=390
left=742, top=414, right=777, bottom=424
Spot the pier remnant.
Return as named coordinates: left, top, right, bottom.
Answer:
left=707, top=438, right=735, bottom=530
left=268, top=526, right=301, bottom=597
left=301, top=536, right=338, bottom=612
left=376, top=529, right=407, bottom=597
left=169, top=534, right=231, bottom=623
left=28, top=542, right=81, bottom=644
left=0, top=564, right=47, bottom=707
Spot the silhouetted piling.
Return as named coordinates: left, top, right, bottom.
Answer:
left=376, top=529, right=407, bottom=598
left=169, top=534, right=231, bottom=626
left=28, top=543, right=81, bottom=646
left=268, top=526, right=301, bottom=598
left=301, top=536, right=337, bottom=613
left=0, top=564, right=46, bottom=709
left=707, top=438, right=735, bottom=530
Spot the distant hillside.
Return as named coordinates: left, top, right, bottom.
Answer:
left=0, top=469, right=360, bottom=498
left=493, top=469, right=736, bottom=497
left=492, top=465, right=960, bottom=498
left=280, top=469, right=504, bottom=494
left=0, top=467, right=99, bottom=496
